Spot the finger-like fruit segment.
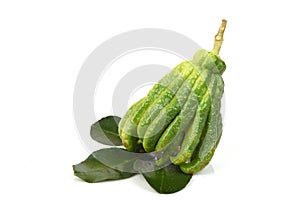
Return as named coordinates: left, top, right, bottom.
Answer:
left=155, top=70, right=211, bottom=151
left=179, top=77, right=224, bottom=174
left=118, top=98, right=146, bottom=152
left=137, top=62, right=194, bottom=141
left=170, top=77, right=217, bottom=165
left=143, top=67, right=200, bottom=152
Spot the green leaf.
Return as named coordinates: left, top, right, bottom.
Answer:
left=92, top=148, right=156, bottom=173
left=73, top=148, right=193, bottom=193
left=143, top=164, right=193, bottom=194
left=73, top=149, right=135, bottom=183
left=90, top=116, right=122, bottom=146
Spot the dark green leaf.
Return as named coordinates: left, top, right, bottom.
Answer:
left=92, top=148, right=156, bottom=173
left=90, top=116, right=122, bottom=146
left=73, top=149, right=135, bottom=183
left=143, top=164, right=193, bottom=194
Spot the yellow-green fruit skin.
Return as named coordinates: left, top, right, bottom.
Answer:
left=119, top=49, right=225, bottom=174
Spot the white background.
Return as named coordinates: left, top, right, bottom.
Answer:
left=1, top=0, right=300, bottom=199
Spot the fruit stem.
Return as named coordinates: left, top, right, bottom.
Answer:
left=211, top=19, right=227, bottom=56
